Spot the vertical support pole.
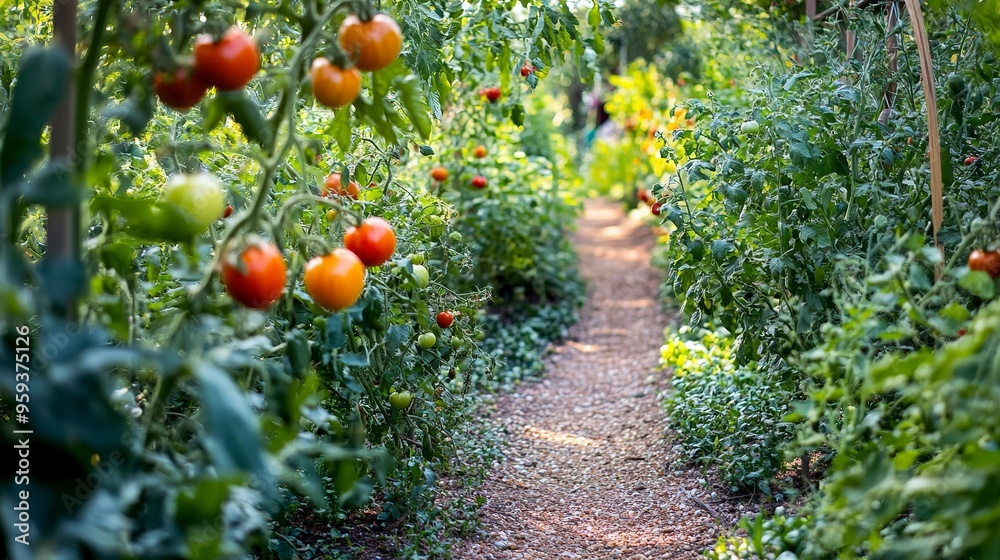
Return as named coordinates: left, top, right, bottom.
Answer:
left=806, top=0, right=817, bottom=19
left=49, top=0, right=78, bottom=316
left=885, top=2, right=900, bottom=110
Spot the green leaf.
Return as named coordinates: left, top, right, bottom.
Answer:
left=510, top=103, right=525, bottom=126
left=1, top=47, right=71, bottom=186
left=222, top=91, right=272, bottom=146
left=339, top=352, right=370, bottom=367
left=959, top=269, right=995, bottom=299
left=326, top=314, right=349, bottom=348
left=286, top=328, right=311, bottom=377
left=196, top=363, right=267, bottom=477
left=394, top=75, right=433, bottom=139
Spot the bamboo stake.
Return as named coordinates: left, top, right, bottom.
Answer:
left=902, top=0, right=944, bottom=256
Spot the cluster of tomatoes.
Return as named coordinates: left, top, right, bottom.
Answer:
left=311, top=13, right=402, bottom=108
left=429, top=145, right=489, bottom=190
left=153, top=11, right=403, bottom=113
left=153, top=26, right=260, bottom=111
left=220, top=215, right=397, bottom=312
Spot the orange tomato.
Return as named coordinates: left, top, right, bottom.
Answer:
left=311, top=58, right=361, bottom=108
left=430, top=167, right=449, bottom=182
left=338, top=13, right=403, bottom=71
left=323, top=172, right=360, bottom=199
left=473, top=145, right=487, bottom=158
left=304, top=248, right=366, bottom=311
left=221, top=242, right=287, bottom=309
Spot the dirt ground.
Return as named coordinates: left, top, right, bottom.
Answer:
left=451, top=200, right=743, bottom=559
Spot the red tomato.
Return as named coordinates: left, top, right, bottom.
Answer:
left=968, top=249, right=1000, bottom=279
left=636, top=189, right=653, bottom=205
left=153, top=66, right=208, bottom=110
left=304, top=249, right=366, bottom=311
left=344, top=217, right=397, bottom=267
left=323, top=172, right=360, bottom=199
left=193, top=27, right=260, bottom=91
left=221, top=242, right=287, bottom=309
left=436, top=311, right=454, bottom=328
left=650, top=202, right=662, bottom=216
left=480, top=86, right=501, bottom=102
left=471, top=175, right=487, bottom=189
left=223, top=204, right=234, bottom=218
left=520, top=63, right=535, bottom=77
left=965, top=156, right=979, bottom=166
left=338, top=13, right=403, bottom=71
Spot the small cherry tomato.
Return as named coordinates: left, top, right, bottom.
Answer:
left=473, top=145, right=487, bottom=158
left=471, top=175, right=487, bottom=189
left=223, top=204, right=234, bottom=218
left=436, top=311, right=454, bottom=328
left=221, top=242, right=287, bottom=309
left=344, top=217, right=397, bottom=267
left=193, top=27, right=260, bottom=91
left=651, top=202, right=662, bottom=216
left=520, top=63, right=535, bottom=77
left=965, top=156, right=979, bottom=166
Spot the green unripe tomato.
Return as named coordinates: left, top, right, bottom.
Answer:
left=451, top=336, right=464, bottom=348
left=163, top=172, right=226, bottom=234
left=740, top=120, right=761, bottom=134
left=388, top=390, right=413, bottom=409
left=449, top=231, right=463, bottom=243
left=418, top=332, right=437, bottom=349
left=411, top=264, right=430, bottom=289
left=409, top=252, right=425, bottom=265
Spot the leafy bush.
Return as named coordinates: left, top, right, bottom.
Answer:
left=648, top=2, right=1000, bottom=558
left=661, top=327, right=795, bottom=494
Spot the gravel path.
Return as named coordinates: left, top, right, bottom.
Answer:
left=452, top=199, right=738, bottom=560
